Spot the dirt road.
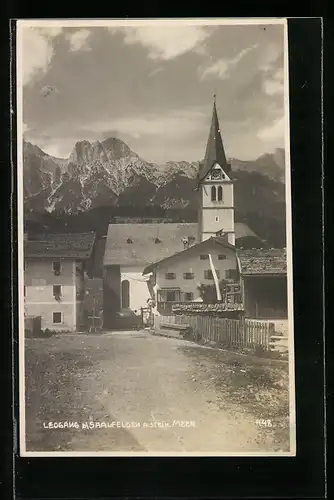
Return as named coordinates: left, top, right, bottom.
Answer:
left=24, top=330, right=290, bottom=454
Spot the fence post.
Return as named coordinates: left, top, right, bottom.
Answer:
left=268, top=322, right=275, bottom=351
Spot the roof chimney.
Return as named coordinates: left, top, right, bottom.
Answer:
left=182, top=236, right=189, bottom=250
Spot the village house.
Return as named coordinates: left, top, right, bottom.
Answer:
left=142, top=236, right=238, bottom=315
left=24, top=232, right=96, bottom=332
left=237, top=248, right=288, bottom=320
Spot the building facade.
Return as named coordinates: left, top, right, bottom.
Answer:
left=143, top=237, right=238, bottom=315
left=24, top=233, right=96, bottom=332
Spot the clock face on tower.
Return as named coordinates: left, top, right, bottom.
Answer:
left=211, top=166, right=223, bottom=180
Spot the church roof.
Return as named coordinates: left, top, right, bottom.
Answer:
left=197, top=98, right=230, bottom=186
left=103, top=221, right=263, bottom=268
left=104, top=223, right=198, bottom=267
left=233, top=222, right=263, bottom=241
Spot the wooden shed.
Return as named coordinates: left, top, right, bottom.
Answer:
left=237, top=248, right=288, bottom=320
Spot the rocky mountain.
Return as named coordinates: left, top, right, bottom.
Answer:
left=23, top=137, right=285, bottom=215
left=23, top=137, right=287, bottom=246
left=229, top=149, right=285, bottom=183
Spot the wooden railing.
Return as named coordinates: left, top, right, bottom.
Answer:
left=154, top=314, right=274, bottom=351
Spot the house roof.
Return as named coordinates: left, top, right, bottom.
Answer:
left=25, top=232, right=96, bottom=259
left=104, top=223, right=198, bottom=267
left=142, top=236, right=236, bottom=275
left=197, top=99, right=230, bottom=186
left=237, top=248, right=287, bottom=276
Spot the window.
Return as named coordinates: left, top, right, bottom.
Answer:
left=184, top=292, right=194, bottom=302
left=211, top=186, right=216, bottom=201
left=166, top=291, right=176, bottom=302
left=121, top=280, right=130, bottom=308
left=52, top=261, right=61, bottom=275
left=183, top=272, right=194, bottom=280
left=217, top=185, right=223, bottom=201
left=215, top=216, right=219, bottom=222
left=165, top=273, right=176, bottom=280
left=226, top=269, right=238, bottom=280
left=218, top=254, right=226, bottom=260
left=24, top=286, right=26, bottom=297
left=53, top=285, right=62, bottom=297
left=53, top=312, right=62, bottom=324
left=204, top=269, right=220, bottom=280
left=200, top=254, right=209, bottom=260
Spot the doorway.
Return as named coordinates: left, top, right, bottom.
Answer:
left=121, top=279, right=130, bottom=309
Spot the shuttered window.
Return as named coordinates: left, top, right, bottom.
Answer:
left=204, top=270, right=220, bottom=280
left=165, top=273, right=176, bottom=280
left=53, top=312, right=62, bottom=324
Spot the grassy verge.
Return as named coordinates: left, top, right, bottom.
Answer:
left=179, top=345, right=291, bottom=451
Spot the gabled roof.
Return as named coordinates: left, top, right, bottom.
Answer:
left=237, top=248, right=287, bottom=276
left=104, top=223, right=198, bottom=267
left=143, top=236, right=236, bottom=275
left=25, top=232, right=96, bottom=259
left=197, top=98, right=230, bottom=186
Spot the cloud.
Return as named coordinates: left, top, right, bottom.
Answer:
left=148, top=67, right=165, bottom=77
left=80, top=108, right=207, bottom=140
left=21, top=27, right=63, bottom=86
left=257, top=116, right=284, bottom=143
left=199, top=44, right=259, bottom=81
left=108, top=26, right=212, bottom=60
left=260, top=43, right=283, bottom=72
left=66, top=29, right=92, bottom=52
left=263, top=67, right=284, bottom=95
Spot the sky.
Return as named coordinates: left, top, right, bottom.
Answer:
left=20, top=21, right=287, bottom=164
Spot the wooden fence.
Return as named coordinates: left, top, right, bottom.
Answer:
left=154, top=314, right=274, bottom=351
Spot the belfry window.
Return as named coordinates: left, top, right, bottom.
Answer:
left=211, top=186, right=216, bottom=201
left=218, top=186, right=223, bottom=201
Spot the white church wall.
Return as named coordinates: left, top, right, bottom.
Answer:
left=202, top=208, right=234, bottom=235
left=120, top=267, right=151, bottom=313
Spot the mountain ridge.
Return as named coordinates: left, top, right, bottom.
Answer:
left=23, top=137, right=287, bottom=246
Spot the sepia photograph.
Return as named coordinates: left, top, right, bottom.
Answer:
left=17, top=18, right=295, bottom=456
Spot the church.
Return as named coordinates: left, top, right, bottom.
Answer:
left=102, top=97, right=287, bottom=326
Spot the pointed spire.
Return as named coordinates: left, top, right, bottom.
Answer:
left=197, top=95, right=230, bottom=185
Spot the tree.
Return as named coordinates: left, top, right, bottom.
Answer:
left=197, top=279, right=230, bottom=303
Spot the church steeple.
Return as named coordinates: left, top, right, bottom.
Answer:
left=198, top=95, right=230, bottom=186
left=197, top=96, right=235, bottom=246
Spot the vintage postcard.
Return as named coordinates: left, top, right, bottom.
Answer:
left=17, top=18, right=295, bottom=456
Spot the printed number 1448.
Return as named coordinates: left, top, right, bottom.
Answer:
left=256, top=419, right=273, bottom=427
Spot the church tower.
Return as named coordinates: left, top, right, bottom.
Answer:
left=197, top=95, right=235, bottom=246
